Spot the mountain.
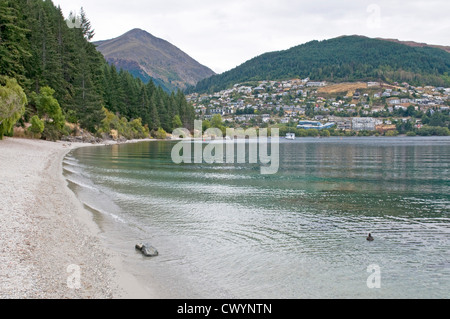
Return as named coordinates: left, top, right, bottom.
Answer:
left=94, top=28, right=216, bottom=91
left=192, top=35, right=450, bottom=93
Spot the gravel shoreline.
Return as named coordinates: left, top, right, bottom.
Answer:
left=0, top=138, right=154, bottom=299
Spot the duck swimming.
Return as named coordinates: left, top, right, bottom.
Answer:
left=367, top=233, right=374, bottom=241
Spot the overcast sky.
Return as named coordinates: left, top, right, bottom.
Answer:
left=53, top=0, right=450, bottom=74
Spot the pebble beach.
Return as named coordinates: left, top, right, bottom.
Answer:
left=0, top=138, right=154, bottom=299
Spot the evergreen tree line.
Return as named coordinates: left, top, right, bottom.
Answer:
left=0, top=0, right=194, bottom=140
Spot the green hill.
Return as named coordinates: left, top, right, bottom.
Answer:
left=192, top=36, right=450, bottom=93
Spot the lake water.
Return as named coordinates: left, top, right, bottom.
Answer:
left=63, top=137, right=450, bottom=299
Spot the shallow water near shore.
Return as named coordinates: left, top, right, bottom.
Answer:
left=63, top=137, right=450, bottom=298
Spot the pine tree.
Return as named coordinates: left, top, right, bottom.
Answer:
left=68, top=8, right=104, bottom=131
left=149, top=94, right=160, bottom=130
left=80, top=7, right=95, bottom=41
left=0, top=0, right=30, bottom=84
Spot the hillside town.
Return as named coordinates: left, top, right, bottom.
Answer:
left=187, top=78, right=450, bottom=135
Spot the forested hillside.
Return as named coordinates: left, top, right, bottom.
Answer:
left=0, top=0, right=194, bottom=140
left=192, top=36, right=450, bottom=94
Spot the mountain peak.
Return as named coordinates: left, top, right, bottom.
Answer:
left=95, top=29, right=215, bottom=91
left=124, top=28, right=154, bottom=38
left=127, top=28, right=146, bottom=33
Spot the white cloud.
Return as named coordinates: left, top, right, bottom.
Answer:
left=53, top=0, right=450, bottom=74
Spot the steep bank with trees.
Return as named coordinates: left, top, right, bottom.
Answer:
left=0, top=0, right=194, bottom=140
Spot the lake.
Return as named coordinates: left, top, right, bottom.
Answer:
left=63, top=137, right=450, bottom=298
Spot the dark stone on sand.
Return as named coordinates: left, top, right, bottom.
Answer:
left=135, top=243, right=159, bottom=257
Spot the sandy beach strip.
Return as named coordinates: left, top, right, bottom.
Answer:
left=0, top=138, right=155, bottom=299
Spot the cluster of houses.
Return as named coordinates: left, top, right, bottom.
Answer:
left=187, top=78, right=450, bottom=131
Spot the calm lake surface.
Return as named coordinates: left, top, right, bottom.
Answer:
left=63, top=137, right=450, bottom=298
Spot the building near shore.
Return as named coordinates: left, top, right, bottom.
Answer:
left=297, top=121, right=336, bottom=130
left=352, top=117, right=377, bottom=131
left=329, top=117, right=353, bottom=131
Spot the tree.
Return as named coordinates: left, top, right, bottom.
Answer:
left=154, top=128, right=167, bottom=140
left=99, top=107, right=149, bottom=140
left=31, top=86, right=65, bottom=140
left=0, top=76, right=27, bottom=139
left=305, top=104, right=315, bottom=117
left=320, top=129, right=331, bottom=137
left=306, top=129, right=319, bottom=137
left=0, top=1, right=30, bottom=84
left=148, top=94, right=160, bottom=130
left=172, top=115, right=183, bottom=129
left=406, top=105, right=416, bottom=117
left=211, top=114, right=223, bottom=128
left=128, top=118, right=149, bottom=139
left=33, top=87, right=64, bottom=127
left=79, top=7, right=95, bottom=41
left=385, top=130, right=399, bottom=137
left=211, top=114, right=226, bottom=135
left=202, top=119, right=211, bottom=133
left=28, top=115, right=44, bottom=138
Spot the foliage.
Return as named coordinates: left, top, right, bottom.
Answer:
left=385, top=130, right=399, bottom=137
left=172, top=115, right=183, bottom=129
left=211, top=114, right=226, bottom=135
left=193, top=36, right=450, bottom=93
left=416, top=126, right=450, bottom=136
left=28, top=115, right=44, bottom=138
left=30, top=86, right=66, bottom=140
left=0, top=76, right=27, bottom=139
left=202, top=119, right=211, bottom=133
left=98, top=107, right=149, bottom=140
left=320, top=129, right=331, bottom=137
left=0, top=1, right=30, bottom=84
left=0, top=0, right=195, bottom=139
left=154, top=128, right=167, bottom=140
left=421, top=110, right=449, bottom=128
left=236, top=107, right=255, bottom=115
left=306, top=129, right=319, bottom=137
left=101, top=64, right=195, bottom=132
left=32, top=87, right=65, bottom=128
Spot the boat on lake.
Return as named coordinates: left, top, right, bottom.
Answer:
left=286, top=133, right=296, bottom=140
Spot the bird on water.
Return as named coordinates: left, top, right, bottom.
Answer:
left=367, top=233, right=374, bottom=241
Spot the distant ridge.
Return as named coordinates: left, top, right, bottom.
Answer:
left=94, top=28, right=216, bottom=91
left=192, top=35, right=450, bottom=94
left=377, top=38, right=450, bottom=54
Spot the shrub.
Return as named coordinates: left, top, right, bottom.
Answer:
left=320, top=129, right=331, bottom=137
left=417, top=126, right=450, bottom=136
left=154, top=128, right=167, bottom=140
left=28, top=115, right=45, bottom=139
left=98, top=107, right=150, bottom=140
left=306, top=129, right=319, bottom=137
left=385, top=130, right=399, bottom=137
left=31, top=86, right=66, bottom=141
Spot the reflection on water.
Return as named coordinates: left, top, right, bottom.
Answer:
left=64, top=137, right=450, bottom=298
